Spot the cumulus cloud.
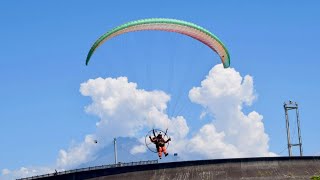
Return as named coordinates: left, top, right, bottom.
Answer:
left=81, top=77, right=170, bottom=137
left=187, top=64, right=275, bottom=158
left=3, top=64, right=275, bottom=179
left=129, top=64, right=274, bottom=159
left=56, top=134, right=100, bottom=169
left=56, top=77, right=189, bottom=168
left=130, top=145, right=147, bottom=154
left=1, top=167, right=55, bottom=180
left=187, top=124, right=240, bottom=158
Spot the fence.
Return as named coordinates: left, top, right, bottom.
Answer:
left=17, top=160, right=158, bottom=180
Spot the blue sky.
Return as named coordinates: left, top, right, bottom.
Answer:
left=1, top=0, right=320, bottom=178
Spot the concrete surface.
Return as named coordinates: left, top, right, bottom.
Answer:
left=21, top=156, right=320, bottom=180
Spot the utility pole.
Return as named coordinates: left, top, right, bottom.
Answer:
left=114, top=138, right=118, bottom=164
left=284, top=101, right=303, bottom=156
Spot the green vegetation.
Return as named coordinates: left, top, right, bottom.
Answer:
left=311, top=175, right=320, bottom=180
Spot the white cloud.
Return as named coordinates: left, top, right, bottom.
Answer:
left=2, top=169, right=10, bottom=175
left=1, top=167, right=55, bottom=180
left=130, top=64, right=275, bottom=159
left=80, top=77, right=171, bottom=137
left=3, top=64, right=276, bottom=179
left=188, top=64, right=275, bottom=158
left=199, top=111, right=207, bottom=120
left=56, top=76, right=189, bottom=168
left=56, top=135, right=100, bottom=169
left=130, top=145, right=147, bottom=154
left=187, top=124, right=240, bottom=158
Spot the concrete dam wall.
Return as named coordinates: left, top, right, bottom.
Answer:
left=20, top=156, right=320, bottom=180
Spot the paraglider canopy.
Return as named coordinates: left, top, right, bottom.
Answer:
left=84, top=19, right=232, bottom=155
left=85, top=18, right=230, bottom=68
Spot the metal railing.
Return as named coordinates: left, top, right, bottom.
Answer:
left=17, top=160, right=158, bottom=180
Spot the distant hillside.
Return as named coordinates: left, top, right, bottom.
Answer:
left=76, top=137, right=177, bottom=168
